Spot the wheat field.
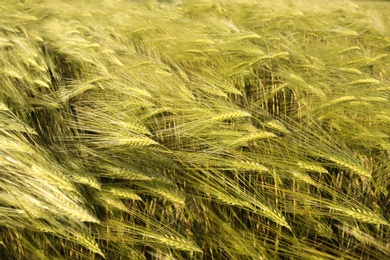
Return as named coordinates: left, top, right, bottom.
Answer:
left=0, top=0, right=389, bottom=259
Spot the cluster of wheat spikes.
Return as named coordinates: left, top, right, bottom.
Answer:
left=0, top=0, right=389, bottom=259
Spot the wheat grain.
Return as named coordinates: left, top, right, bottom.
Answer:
left=207, top=130, right=242, bottom=137
left=232, top=160, right=269, bottom=172
left=327, top=156, right=371, bottom=178
left=185, top=49, right=203, bottom=54
left=265, top=120, right=290, bottom=134
left=98, top=196, right=129, bottom=212
left=304, top=84, right=326, bottom=97
left=315, top=221, right=333, bottom=239
left=213, top=191, right=251, bottom=208
left=289, top=73, right=306, bottom=83
left=154, top=69, right=173, bottom=76
left=297, top=161, right=328, bottom=174
left=0, top=37, right=13, bottom=48
left=235, top=34, right=262, bottom=41
left=240, top=48, right=264, bottom=55
left=338, top=46, right=361, bottom=53
left=350, top=79, right=381, bottom=85
left=30, top=165, right=75, bottom=192
left=200, top=85, right=228, bottom=98
left=141, top=107, right=174, bottom=120
left=375, top=86, right=390, bottom=91
left=360, top=96, right=388, bottom=102
left=72, top=174, right=101, bottom=190
left=3, top=68, right=23, bottom=79
left=329, top=206, right=388, bottom=226
left=1, top=139, right=34, bottom=154
left=371, top=54, right=388, bottom=62
left=47, top=188, right=99, bottom=223
left=218, top=83, right=243, bottom=95
left=0, top=102, right=9, bottom=111
left=271, top=51, right=289, bottom=58
left=104, top=166, right=153, bottom=180
left=141, top=184, right=185, bottom=205
left=247, top=196, right=292, bottom=230
left=145, top=233, right=202, bottom=252
left=340, top=225, right=390, bottom=254
left=195, top=39, right=216, bottom=45
left=230, top=132, right=277, bottom=147
left=112, top=121, right=151, bottom=135
left=73, top=233, right=105, bottom=257
left=376, top=114, right=390, bottom=122
left=290, top=171, right=317, bottom=186
left=112, top=136, right=158, bottom=147
left=333, top=29, right=359, bottom=36
left=338, top=68, right=362, bottom=75
left=211, top=110, right=251, bottom=122
left=321, top=96, right=356, bottom=107
left=103, top=186, right=142, bottom=200
left=61, top=84, right=96, bottom=103
left=32, top=79, right=50, bottom=89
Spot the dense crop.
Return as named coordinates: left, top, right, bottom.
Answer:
left=1, top=0, right=389, bottom=259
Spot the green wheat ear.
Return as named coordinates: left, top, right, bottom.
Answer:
left=1, top=0, right=389, bottom=259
